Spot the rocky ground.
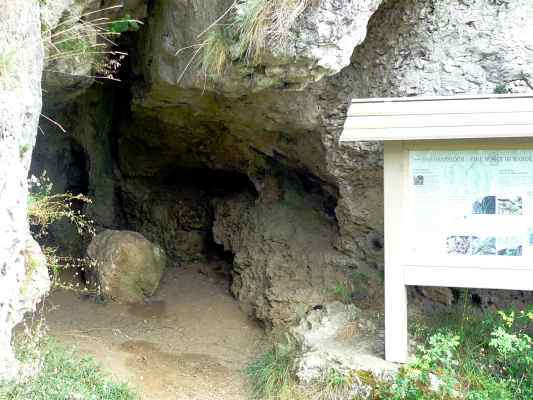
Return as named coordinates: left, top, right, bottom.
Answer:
left=42, top=263, right=263, bottom=400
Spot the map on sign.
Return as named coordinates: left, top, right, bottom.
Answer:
left=407, top=150, right=533, bottom=264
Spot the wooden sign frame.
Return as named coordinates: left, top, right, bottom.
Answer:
left=384, top=139, right=533, bottom=363
left=339, top=95, right=533, bottom=363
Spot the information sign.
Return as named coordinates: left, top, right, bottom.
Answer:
left=408, top=149, right=533, bottom=265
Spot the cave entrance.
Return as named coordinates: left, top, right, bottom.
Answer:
left=119, top=167, right=256, bottom=271
left=31, top=164, right=263, bottom=399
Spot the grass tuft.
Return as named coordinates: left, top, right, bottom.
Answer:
left=312, top=368, right=355, bottom=400
left=178, top=0, right=315, bottom=82
left=245, top=334, right=302, bottom=400
left=202, top=28, right=232, bottom=78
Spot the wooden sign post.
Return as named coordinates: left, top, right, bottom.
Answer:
left=340, top=95, right=533, bottom=363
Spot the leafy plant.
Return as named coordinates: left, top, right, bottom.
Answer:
left=28, top=172, right=94, bottom=239
left=494, top=83, right=510, bottom=94
left=377, top=306, right=533, bottom=400
left=110, top=14, right=141, bottom=33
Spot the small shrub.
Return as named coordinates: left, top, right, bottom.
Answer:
left=28, top=172, right=94, bottom=239
left=28, top=172, right=99, bottom=294
left=376, top=306, right=533, bottom=400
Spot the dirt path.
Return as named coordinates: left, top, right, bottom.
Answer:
left=43, top=263, right=264, bottom=400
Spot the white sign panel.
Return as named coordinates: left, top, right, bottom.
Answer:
left=383, top=142, right=533, bottom=364
left=407, top=150, right=533, bottom=266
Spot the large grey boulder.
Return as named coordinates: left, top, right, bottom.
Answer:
left=87, top=230, right=166, bottom=303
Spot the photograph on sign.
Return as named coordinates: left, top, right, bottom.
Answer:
left=406, top=149, right=533, bottom=265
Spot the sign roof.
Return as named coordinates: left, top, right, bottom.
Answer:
left=339, top=94, right=533, bottom=141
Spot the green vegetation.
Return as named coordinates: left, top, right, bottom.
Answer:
left=246, top=305, right=532, bottom=400
left=41, top=6, right=140, bottom=80
left=179, top=0, right=314, bottom=81
left=377, top=306, right=532, bottom=400
left=493, top=83, right=510, bottom=94
left=19, top=144, right=31, bottom=159
left=246, top=334, right=301, bottom=400
left=110, top=14, right=141, bottom=34
left=201, top=28, right=232, bottom=78
left=333, top=280, right=353, bottom=304
left=332, top=272, right=371, bottom=304
left=28, top=172, right=98, bottom=293
left=0, top=339, right=138, bottom=400
left=0, top=175, right=133, bottom=398
left=28, top=172, right=94, bottom=240
left=311, top=368, right=355, bottom=400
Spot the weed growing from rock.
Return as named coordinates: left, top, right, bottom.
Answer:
left=28, top=171, right=100, bottom=295
left=40, top=5, right=139, bottom=82
left=177, top=0, right=315, bottom=82
left=28, top=172, right=94, bottom=240
left=247, top=305, right=532, bottom=400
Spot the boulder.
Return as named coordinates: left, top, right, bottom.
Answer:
left=291, top=302, right=397, bottom=391
left=87, top=230, right=166, bottom=303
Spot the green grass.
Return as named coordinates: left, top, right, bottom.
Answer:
left=179, top=0, right=314, bottom=81
left=311, top=368, right=354, bottom=400
left=0, top=339, right=138, bottom=400
left=201, top=28, right=232, bottom=78
left=246, top=305, right=532, bottom=400
left=245, top=334, right=302, bottom=400
left=377, top=304, right=532, bottom=400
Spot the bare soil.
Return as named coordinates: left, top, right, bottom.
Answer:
left=43, top=263, right=264, bottom=400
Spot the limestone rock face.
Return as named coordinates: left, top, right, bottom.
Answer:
left=331, top=0, right=533, bottom=305
left=87, top=230, right=166, bottom=303
left=137, top=0, right=383, bottom=97
left=291, top=302, right=396, bottom=388
left=41, top=0, right=148, bottom=106
left=0, top=0, right=49, bottom=381
left=212, top=188, right=363, bottom=326
left=351, top=0, right=533, bottom=97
